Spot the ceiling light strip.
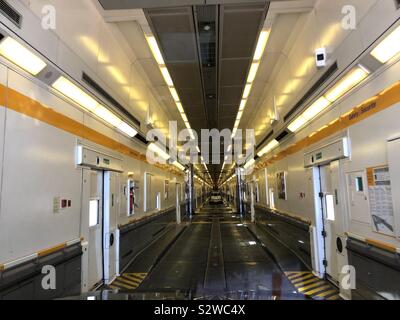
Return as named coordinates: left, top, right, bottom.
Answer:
left=52, top=76, right=137, bottom=137
left=287, top=65, right=369, bottom=133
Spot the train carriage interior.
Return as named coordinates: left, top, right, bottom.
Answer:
left=0, top=0, right=400, bottom=305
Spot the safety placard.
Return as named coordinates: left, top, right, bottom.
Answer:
left=366, top=165, right=395, bottom=236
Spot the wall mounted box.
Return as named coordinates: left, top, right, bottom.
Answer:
left=304, top=137, right=350, bottom=168
left=76, top=144, right=123, bottom=172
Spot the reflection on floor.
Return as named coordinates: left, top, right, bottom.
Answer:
left=98, top=200, right=341, bottom=300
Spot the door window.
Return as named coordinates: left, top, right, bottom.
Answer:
left=89, top=199, right=99, bottom=227
left=325, top=194, right=335, bottom=221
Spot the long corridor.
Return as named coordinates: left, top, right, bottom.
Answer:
left=104, top=200, right=340, bottom=300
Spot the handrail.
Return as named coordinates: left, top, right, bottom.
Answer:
left=254, top=203, right=312, bottom=225
left=346, top=232, right=400, bottom=254
left=0, top=237, right=83, bottom=271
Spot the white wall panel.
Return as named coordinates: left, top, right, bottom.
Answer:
left=0, top=64, right=7, bottom=217
left=0, top=108, right=82, bottom=262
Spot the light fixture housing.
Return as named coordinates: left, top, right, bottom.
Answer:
left=93, top=105, right=122, bottom=127
left=148, top=142, right=170, bottom=161
left=370, top=24, right=400, bottom=64
left=176, top=102, right=184, bottom=113
left=325, top=65, right=369, bottom=102
left=52, top=76, right=98, bottom=111
left=145, top=36, right=165, bottom=65
left=287, top=115, right=307, bottom=133
left=173, top=161, right=185, bottom=171
left=257, top=139, right=279, bottom=157
left=169, top=87, right=180, bottom=102
left=181, top=113, right=188, bottom=123
left=302, top=97, right=330, bottom=120
left=243, top=83, right=252, bottom=99
left=239, top=99, right=247, bottom=111
left=117, top=122, right=137, bottom=137
left=254, top=30, right=270, bottom=61
left=247, top=62, right=260, bottom=83
left=160, top=66, right=174, bottom=86
left=0, top=37, right=47, bottom=76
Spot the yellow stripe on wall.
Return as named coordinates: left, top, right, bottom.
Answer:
left=256, top=81, right=400, bottom=170
left=0, top=84, right=180, bottom=176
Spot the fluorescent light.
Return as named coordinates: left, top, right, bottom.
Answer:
left=234, top=119, right=240, bottom=128
left=244, top=158, right=255, bottom=169
left=145, top=36, right=164, bottom=65
left=169, top=87, right=180, bottom=102
left=302, top=97, right=330, bottom=120
left=371, top=25, right=400, bottom=63
left=236, top=110, right=243, bottom=120
left=257, top=139, right=279, bottom=157
left=93, top=105, right=122, bottom=127
left=231, top=127, right=238, bottom=138
left=0, top=37, right=47, bottom=75
left=325, top=66, right=369, bottom=102
left=181, top=113, right=188, bottom=122
left=239, top=99, right=247, bottom=111
left=287, top=115, right=307, bottom=133
left=173, top=161, right=185, bottom=171
left=247, top=62, right=260, bottom=83
left=243, top=83, right=252, bottom=99
left=185, top=121, right=191, bottom=129
left=148, top=142, right=170, bottom=161
left=176, top=102, right=184, bottom=113
left=52, top=76, right=98, bottom=111
left=160, top=66, right=173, bottom=86
left=254, top=30, right=270, bottom=60
left=117, top=122, right=137, bottom=137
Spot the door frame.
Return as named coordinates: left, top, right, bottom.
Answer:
left=176, top=183, right=181, bottom=224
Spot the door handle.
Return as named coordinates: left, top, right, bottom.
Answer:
left=109, top=233, right=114, bottom=247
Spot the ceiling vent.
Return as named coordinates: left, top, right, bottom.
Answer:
left=284, top=62, right=338, bottom=123
left=0, top=0, right=22, bottom=28
left=82, top=72, right=140, bottom=128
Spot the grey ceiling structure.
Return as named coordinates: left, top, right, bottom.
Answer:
left=99, top=0, right=269, bottom=183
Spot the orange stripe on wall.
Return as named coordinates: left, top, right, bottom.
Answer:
left=256, top=81, right=400, bottom=170
left=1, top=84, right=180, bottom=175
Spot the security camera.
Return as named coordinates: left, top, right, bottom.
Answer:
left=315, top=47, right=327, bottom=68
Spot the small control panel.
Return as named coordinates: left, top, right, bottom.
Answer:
left=53, top=197, right=72, bottom=214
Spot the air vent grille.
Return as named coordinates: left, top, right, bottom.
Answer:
left=275, top=130, right=290, bottom=142
left=135, top=133, right=149, bottom=145
left=82, top=72, right=140, bottom=127
left=284, top=62, right=338, bottom=122
left=0, top=0, right=22, bottom=27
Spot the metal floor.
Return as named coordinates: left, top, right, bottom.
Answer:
left=99, top=201, right=341, bottom=300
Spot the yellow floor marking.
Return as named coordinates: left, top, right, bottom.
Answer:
left=117, top=277, right=140, bottom=287
left=291, top=274, right=315, bottom=283
left=297, top=281, right=327, bottom=292
left=288, top=272, right=312, bottom=280
left=327, top=295, right=340, bottom=300
left=302, top=285, right=331, bottom=296
left=124, top=273, right=146, bottom=282
left=121, top=276, right=141, bottom=285
left=315, top=289, right=338, bottom=298
left=112, top=280, right=136, bottom=289
left=286, top=271, right=310, bottom=276
left=294, top=277, right=321, bottom=287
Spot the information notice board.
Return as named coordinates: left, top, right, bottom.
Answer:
left=366, top=165, right=395, bottom=236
